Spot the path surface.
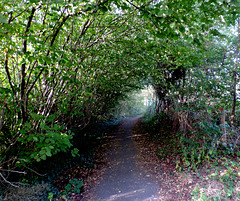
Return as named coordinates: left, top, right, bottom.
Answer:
left=91, top=116, right=160, bottom=201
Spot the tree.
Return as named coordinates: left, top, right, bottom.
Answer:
left=0, top=0, right=240, bottom=185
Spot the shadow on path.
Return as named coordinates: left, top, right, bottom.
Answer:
left=92, top=116, right=159, bottom=201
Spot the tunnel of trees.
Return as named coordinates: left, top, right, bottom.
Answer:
left=0, top=0, right=240, bottom=197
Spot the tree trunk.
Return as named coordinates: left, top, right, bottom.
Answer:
left=231, top=71, right=236, bottom=126
left=220, top=107, right=226, bottom=144
left=20, top=7, right=36, bottom=125
left=231, top=18, right=240, bottom=126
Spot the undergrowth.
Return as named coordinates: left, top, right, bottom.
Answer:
left=0, top=119, right=120, bottom=200
left=142, top=112, right=240, bottom=200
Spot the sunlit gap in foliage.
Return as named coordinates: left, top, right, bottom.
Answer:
left=110, top=86, right=156, bottom=118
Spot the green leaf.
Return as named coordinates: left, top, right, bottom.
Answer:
left=51, top=0, right=65, bottom=3
left=193, top=38, right=201, bottom=45
left=210, top=29, right=221, bottom=36
left=33, top=136, right=38, bottom=142
left=0, top=14, right=8, bottom=23
left=30, top=113, right=45, bottom=120
left=71, top=148, right=79, bottom=157
left=46, top=148, right=52, bottom=157
left=44, top=57, right=51, bottom=64
left=100, top=6, right=108, bottom=12
left=65, top=184, right=72, bottom=192
left=40, top=154, right=46, bottom=160
left=179, top=25, right=185, bottom=33
left=170, top=23, right=176, bottom=29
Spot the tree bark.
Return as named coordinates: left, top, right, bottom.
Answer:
left=20, top=7, right=36, bottom=125
left=231, top=18, right=240, bottom=126
left=4, top=51, right=15, bottom=95
left=231, top=71, right=236, bottom=126
left=220, top=107, right=226, bottom=144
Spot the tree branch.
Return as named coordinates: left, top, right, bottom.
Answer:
left=0, top=172, right=19, bottom=187
left=4, top=51, right=15, bottom=95
left=20, top=7, right=36, bottom=124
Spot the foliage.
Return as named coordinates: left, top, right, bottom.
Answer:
left=0, top=0, right=147, bottom=183
left=0, top=0, right=240, bottom=193
left=18, top=121, right=74, bottom=163
left=64, top=178, right=83, bottom=194
left=143, top=111, right=240, bottom=171
left=191, top=159, right=240, bottom=200
left=110, top=87, right=153, bottom=118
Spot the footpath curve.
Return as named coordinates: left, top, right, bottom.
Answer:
left=87, top=116, right=160, bottom=201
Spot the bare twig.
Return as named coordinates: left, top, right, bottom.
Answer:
left=0, top=169, right=27, bottom=175
left=0, top=107, right=5, bottom=130
left=0, top=172, right=19, bottom=187
left=25, top=166, right=47, bottom=177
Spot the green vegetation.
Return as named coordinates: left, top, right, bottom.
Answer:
left=0, top=0, right=240, bottom=199
left=190, top=158, right=240, bottom=200
left=64, top=178, right=83, bottom=194
left=110, top=86, right=154, bottom=117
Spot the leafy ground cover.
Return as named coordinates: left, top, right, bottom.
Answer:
left=133, top=117, right=240, bottom=201
left=0, top=120, right=121, bottom=200
left=2, top=116, right=240, bottom=200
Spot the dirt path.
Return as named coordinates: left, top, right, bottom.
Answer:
left=87, top=116, right=160, bottom=201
